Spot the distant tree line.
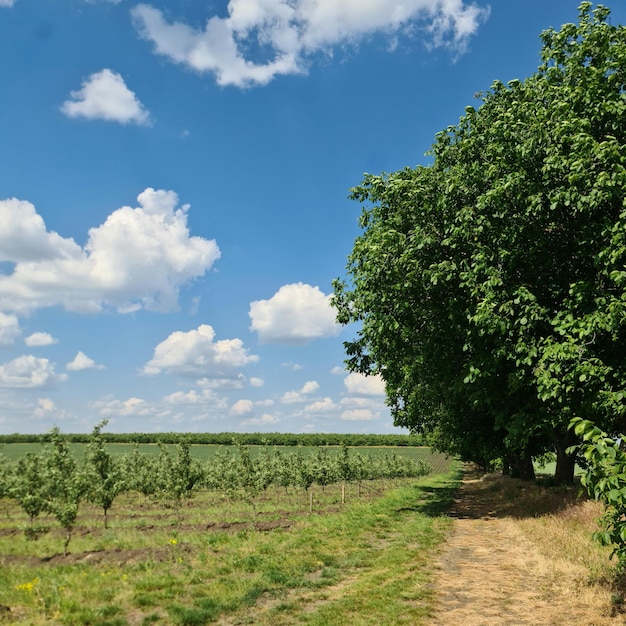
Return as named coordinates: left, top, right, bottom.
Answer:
left=0, top=431, right=425, bottom=447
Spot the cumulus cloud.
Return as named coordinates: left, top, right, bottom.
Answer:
left=92, top=395, right=154, bottom=417
left=240, top=413, right=279, bottom=427
left=0, top=313, right=20, bottom=345
left=280, top=391, right=303, bottom=404
left=249, top=377, right=264, bottom=387
left=92, top=392, right=232, bottom=428
left=304, top=397, right=337, bottom=413
left=338, top=389, right=386, bottom=421
left=0, top=189, right=220, bottom=314
left=0, top=355, right=68, bottom=388
left=344, top=372, right=386, bottom=395
left=0, top=198, right=79, bottom=264
left=249, top=283, right=340, bottom=344
left=281, top=362, right=302, bottom=371
left=340, top=396, right=382, bottom=409
left=231, top=399, right=254, bottom=415
left=341, top=409, right=376, bottom=421
left=143, top=324, right=259, bottom=379
left=131, top=1, right=488, bottom=88
left=24, top=332, right=58, bottom=347
left=164, top=388, right=228, bottom=408
left=280, top=380, right=319, bottom=404
left=34, top=398, right=56, bottom=418
left=67, top=351, right=105, bottom=371
left=61, top=69, right=150, bottom=125
left=197, top=376, right=246, bottom=390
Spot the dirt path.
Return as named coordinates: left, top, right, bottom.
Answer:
left=428, top=471, right=625, bottom=626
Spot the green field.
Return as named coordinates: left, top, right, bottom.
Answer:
left=0, top=442, right=453, bottom=473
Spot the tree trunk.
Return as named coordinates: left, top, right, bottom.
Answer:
left=508, top=451, right=535, bottom=481
left=63, top=528, right=72, bottom=556
left=554, top=428, right=577, bottom=484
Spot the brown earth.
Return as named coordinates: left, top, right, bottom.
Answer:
left=428, top=470, right=626, bottom=626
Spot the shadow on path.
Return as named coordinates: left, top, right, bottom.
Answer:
left=410, top=464, right=585, bottom=521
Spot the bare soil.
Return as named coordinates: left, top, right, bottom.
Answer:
left=429, top=469, right=626, bottom=626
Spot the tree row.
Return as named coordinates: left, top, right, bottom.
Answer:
left=0, top=423, right=432, bottom=555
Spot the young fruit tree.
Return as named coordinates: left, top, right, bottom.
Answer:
left=333, top=2, right=626, bottom=482
left=8, top=452, right=49, bottom=535
left=42, top=427, right=88, bottom=555
left=83, top=420, right=126, bottom=529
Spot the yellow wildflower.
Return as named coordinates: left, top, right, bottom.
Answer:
left=15, top=577, right=39, bottom=593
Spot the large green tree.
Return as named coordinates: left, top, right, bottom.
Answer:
left=333, top=3, right=626, bottom=482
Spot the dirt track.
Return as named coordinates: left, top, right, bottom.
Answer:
left=428, top=472, right=626, bottom=626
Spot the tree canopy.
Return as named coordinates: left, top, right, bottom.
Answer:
left=333, top=3, right=626, bottom=481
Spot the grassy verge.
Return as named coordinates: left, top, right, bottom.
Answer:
left=0, top=468, right=461, bottom=625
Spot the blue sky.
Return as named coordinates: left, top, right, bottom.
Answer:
left=1, top=1, right=624, bottom=435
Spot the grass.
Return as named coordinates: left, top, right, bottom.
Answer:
left=3, top=456, right=620, bottom=624
left=0, top=468, right=461, bottom=625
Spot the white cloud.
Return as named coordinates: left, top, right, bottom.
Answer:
left=24, top=332, right=58, bottom=347
left=131, top=1, right=488, bottom=88
left=91, top=388, right=235, bottom=428
left=249, top=377, right=264, bottom=387
left=0, top=313, right=20, bottom=345
left=0, top=355, right=68, bottom=388
left=231, top=399, right=254, bottom=415
left=0, top=189, right=220, bottom=314
left=340, top=396, right=382, bottom=409
left=143, top=324, right=259, bottom=379
left=341, top=409, right=376, bottom=421
left=0, top=198, right=79, bottom=264
left=61, top=69, right=150, bottom=125
left=164, top=388, right=228, bottom=408
left=0, top=0, right=15, bottom=7
left=249, top=283, right=340, bottom=344
left=304, top=397, right=337, bottom=413
left=330, top=366, right=345, bottom=375
left=301, top=380, right=319, bottom=394
left=131, top=4, right=299, bottom=88
left=344, top=372, right=386, bottom=395
left=281, top=362, right=302, bottom=371
left=92, top=395, right=155, bottom=417
left=34, top=398, right=56, bottom=418
left=240, top=413, right=279, bottom=427
left=280, top=391, right=302, bottom=404
left=280, top=379, right=319, bottom=404
left=197, top=376, right=246, bottom=390
left=67, top=351, right=105, bottom=371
